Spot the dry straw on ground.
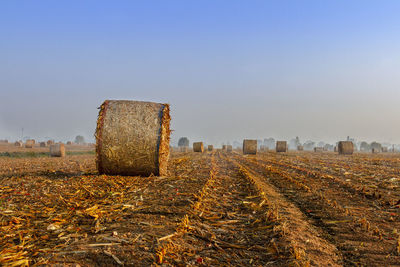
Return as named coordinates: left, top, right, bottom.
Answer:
left=193, top=142, right=204, bottom=153
left=96, top=100, right=170, bottom=176
left=243, top=140, right=257, bottom=155
left=276, top=141, right=287, bottom=153
left=50, top=143, right=66, bottom=157
left=338, top=141, right=354, bottom=155
left=208, top=145, right=213, bottom=152
left=25, top=140, right=35, bottom=148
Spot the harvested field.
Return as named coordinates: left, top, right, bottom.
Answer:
left=1, top=148, right=400, bottom=266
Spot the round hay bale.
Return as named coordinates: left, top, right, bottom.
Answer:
left=14, top=141, right=23, bottom=147
left=243, top=140, right=257, bottom=155
left=276, top=141, right=287, bottom=153
left=227, top=145, right=233, bottom=152
left=25, top=139, right=35, bottom=148
left=179, top=146, right=188, bottom=152
left=372, top=148, right=380, bottom=154
left=382, top=147, right=388, bottom=153
left=193, top=142, right=204, bottom=152
left=314, top=147, right=323, bottom=152
left=222, top=145, right=227, bottom=151
left=47, top=140, right=55, bottom=146
left=297, top=145, right=304, bottom=151
left=207, top=145, right=213, bottom=152
left=96, top=100, right=170, bottom=176
left=338, top=141, right=353, bottom=155
left=40, top=142, right=46, bottom=147
left=50, top=143, right=65, bottom=157
left=66, top=141, right=72, bottom=145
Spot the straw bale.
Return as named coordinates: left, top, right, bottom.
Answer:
left=314, top=147, right=323, bottom=152
left=222, top=145, right=227, bottom=151
left=179, top=146, right=188, bottom=152
left=338, top=141, right=353, bottom=155
left=334, top=146, right=338, bottom=152
left=50, top=143, right=65, bottom=157
left=14, top=141, right=23, bottom=147
left=276, top=141, right=287, bottom=153
left=39, top=142, right=46, bottom=147
left=297, top=145, right=304, bottom=151
left=208, top=145, right=213, bottom=152
left=25, top=139, right=35, bottom=148
left=382, top=147, right=388, bottom=153
left=243, top=140, right=257, bottom=155
left=227, top=145, right=233, bottom=152
left=66, top=141, right=72, bottom=145
left=193, top=142, right=204, bottom=152
left=372, top=148, right=380, bottom=154
left=96, top=100, right=171, bottom=176
left=47, top=140, right=55, bottom=146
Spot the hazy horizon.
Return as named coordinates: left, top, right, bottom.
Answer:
left=1, top=1, right=400, bottom=145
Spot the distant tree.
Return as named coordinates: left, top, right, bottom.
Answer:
left=360, top=141, right=370, bottom=152
left=178, top=137, right=189, bottom=147
left=75, top=135, right=85, bottom=144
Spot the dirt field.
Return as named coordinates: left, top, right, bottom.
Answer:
left=1, top=147, right=400, bottom=266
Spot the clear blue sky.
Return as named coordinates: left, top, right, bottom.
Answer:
left=1, top=1, right=400, bottom=145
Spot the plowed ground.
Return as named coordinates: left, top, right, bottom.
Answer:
left=1, top=149, right=400, bottom=266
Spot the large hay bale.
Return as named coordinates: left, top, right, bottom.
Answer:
left=338, top=141, right=353, bottom=155
left=227, top=145, right=233, bottom=152
left=276, top=141, right=287, bottom=153
left=40, top=142, right=46, bottom=147
left=193, top=142, right=204, bottom=152
left=50, top=143, right=65, bottom=157
left=25, top=139, right=35, bottom=148
left=96, top=100, right=171, bottom=176
left=297, top=145, right=304, bottom=151
left=208, top=145, right=213, bottom=152
left=243, top=140, right=257, bottom=155
left=14, top=141, right=23, bottom=147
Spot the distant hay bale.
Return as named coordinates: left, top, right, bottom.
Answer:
left=276, top=141, right=287, bottom=153
left=243, top=140, right=257, bottom=155
left=14, top=141, right=23, bottom=147
left=40, top=142, right=46, bottom=147
left=338, top=141, right=354, bottom=155
left=314, top=147, right=323, bottom=152
left=50, top=143, right=65, bottom=157
left=0, top=140, right=8, bottom=144
left=47, top=140, right=54, bottom=146
left=382, top=147, right=388, bottom=153
left=208, top=145, right=213, bottom=152
left=297, top=145, right=304, bottom=151
left=372, top=148, right=380, bottom=154
left=96, top=100, right=171, bottom=176
left=222, top=145, right=227, bottom=151
left=334, top=146, right=338, bottom=152
left=227, top=145, right=232, bottom=152
left=25, top=139, right=35, bottom=148
left=66, top=141, right=72, bottom=145
left=193, top=142, right=204, bottom=152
